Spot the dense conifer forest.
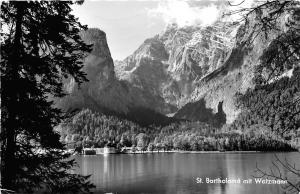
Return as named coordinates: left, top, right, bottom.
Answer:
left=59, top=109, right=295, bottom=152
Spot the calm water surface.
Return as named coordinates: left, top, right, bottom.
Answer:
left=74, top=152, right=299, bottom=194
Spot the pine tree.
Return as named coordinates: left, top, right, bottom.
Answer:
left=1, top=1, right=94, bottom=193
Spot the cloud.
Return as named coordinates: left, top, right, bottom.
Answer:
left=147, top=0, right=262, bottom=27
left=148, top=0, right=221, bottom=27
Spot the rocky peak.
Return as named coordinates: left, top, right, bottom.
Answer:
left=80, top=28, right=111, bottom=58
left=164, top=22, right=236, bottom=80
left=57, top=28, right=119, bottom=112
left=114, top=21, right=238, bottom=116
left=126, top=36, right=169, bottom=65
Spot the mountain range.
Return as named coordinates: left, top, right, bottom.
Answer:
left=56, top=12, right=293, bottom=127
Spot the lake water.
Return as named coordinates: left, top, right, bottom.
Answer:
left=74, top=152, right=299, bottom=194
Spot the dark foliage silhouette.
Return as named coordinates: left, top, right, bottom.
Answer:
left=1, top=1, right=94, bottom=193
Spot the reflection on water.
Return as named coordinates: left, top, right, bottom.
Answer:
left=75, top=152, right=299, bottom=194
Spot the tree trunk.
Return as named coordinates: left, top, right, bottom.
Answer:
left=1, top=2, right=24, bottom=190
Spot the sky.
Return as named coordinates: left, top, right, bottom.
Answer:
left=72, top=1, right=165, bottom=60
left=71, top=0, right=250, bottom=60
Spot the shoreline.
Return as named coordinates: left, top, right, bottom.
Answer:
left=74, top=150, right=299, bottom=156
left=122, top=150, right=261, bottom=154
left=116, top=150, right=299, bottom=154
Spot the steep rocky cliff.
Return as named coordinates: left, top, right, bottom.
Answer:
left=56, top=28, right=176, bottom=126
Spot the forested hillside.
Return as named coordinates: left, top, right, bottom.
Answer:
left=228, top=68, right=300, bottom=136
left=58, top=109, right=294, bottom=151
